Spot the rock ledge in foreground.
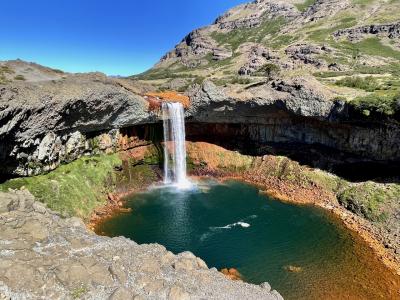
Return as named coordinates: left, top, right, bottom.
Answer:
left=0, top=190, right=282, bottom=300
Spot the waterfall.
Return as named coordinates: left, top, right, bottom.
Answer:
left=162, top=102, right=191, bottom=189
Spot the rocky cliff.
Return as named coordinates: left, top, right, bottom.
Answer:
left=1, top=70, right=399, bottom=177
left=0, top=71, right=155, bottom=176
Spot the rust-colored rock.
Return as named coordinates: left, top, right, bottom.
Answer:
left=284, top=265, right=302, bottom=273
left=145, top=90, right=190, bottom=108
left=220, top=268, right=243, bottom=281
left=146, top=96, right=162, bottom=111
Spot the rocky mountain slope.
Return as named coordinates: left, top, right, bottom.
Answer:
left=137, top=0, right=400, bottom=119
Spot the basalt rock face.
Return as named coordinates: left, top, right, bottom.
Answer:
left=186, top=81, right=400, bottom=167
left=334, top=22, right=400, bottom=42
left=1, top=75, right=400, bottom=177
left=0, top=73, right=155, bottom=176
left=0, top=190, right=281, bottom=300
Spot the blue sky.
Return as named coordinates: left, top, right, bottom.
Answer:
left=0, top=0, right=249, bottom=76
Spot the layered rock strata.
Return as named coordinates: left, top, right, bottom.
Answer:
left=1, top=78, right=399, bottom=177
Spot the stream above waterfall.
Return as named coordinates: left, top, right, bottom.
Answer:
left=95, top=180, right=400, bottom=300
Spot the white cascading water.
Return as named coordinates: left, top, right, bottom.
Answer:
left=162, top=102, right=191, bottom=189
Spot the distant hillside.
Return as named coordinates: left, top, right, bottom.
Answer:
left=135, top=0, right=400, bottom=118
left=0, top=59, right=66, bottom=83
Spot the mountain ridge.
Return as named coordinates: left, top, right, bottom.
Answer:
left=135, top=0, right=400, bottom=118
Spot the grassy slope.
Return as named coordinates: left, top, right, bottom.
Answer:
left=0, top=148, right=161, bottom=219
left=0, top=66, right=14, bottom=84
left=0, top=154, right=122, bottom=219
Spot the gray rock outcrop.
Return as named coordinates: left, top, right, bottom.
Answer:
left=186, top=81, right=400, bottom=162
left=238, top=44, right=273, bottom=75
left=215, top=0, right=299, bottom=31
left=0, top=73, right=154, bottom=175
left=0, top=190, right=281, bottom=300
left=300, top=0, right=351, bottom=23
left=285, top=43, right=333, bottom=69
left=334, top=22, right=400, bottom=42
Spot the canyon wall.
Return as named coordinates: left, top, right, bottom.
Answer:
left=1, top=79, right=399, bottom=177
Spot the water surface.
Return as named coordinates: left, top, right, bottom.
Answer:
left=96, top=180, right=400, bottom=299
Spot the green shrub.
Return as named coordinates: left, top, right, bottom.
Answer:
left=314, top=71, right=354, bottom=78
left=256, top=63, right=280, bottom=79
left=335, top=76, right=380, bottom=92
left=295, top=0, right=317, bottom=12
left=231, top=76, right=251, bottom=85
left=14, top=75, right=26, bottom=81
left=213, top=76, right=251, bottom=86
left=338, top=182, right=400, bottom=222
left=351, top=92, right=400, bottom=116
left=331, top=96, right=348, bottom=102
left=0, top=75, right=7, bottom=84
left=0, top=66, right=14, bottom=74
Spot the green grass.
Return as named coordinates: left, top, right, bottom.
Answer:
left=314, top=71, right=355, bottom=78
left=0, top=66, right=14, bottom=74
left=335, top=76, right=380, bottom=92
left=71, top=285, right=88, bottom=299
left=351, top=92, right=400, bottom=116
left=354, top=63, right=400, bottom=77
left=295, top=0, right=317, bottom=12
left=0, top=75, right=6, bottom=84
left=116, top=162, right=158, bottom=192
left=353, top=38, right=400, bottom=60
left=203, top=52, right=238, bottom=68
left=270, top=34, right=297, bottom=49
left=211, top=17, right=286, bottom=50
left=314, top=62, right=400, bottom=78
left=306, top=170, right=345, bottom=193
left=0, top=154, right=122, bottom=219
left=330, top=38, right=400, bottom=65
left=338, top=182, right=400, bottom=222
left=307, top=17, right=357, bottom=43
left=14, top=75, right=26, bottom=81
left=0, top=66, right=15, bottom=84
left=133, top=63, right=192, bottom=80
left=212, top=76, right=252, bottom=86
left=351, top=0, right=375, bottom=5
